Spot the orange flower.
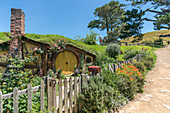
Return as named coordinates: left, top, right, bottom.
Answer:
left=121, top=70, right=124, bottom=73
left=145, top=86, right=147, bottom=88
left=130, top=72, right=132, bottom=75
left=130, top=77, right=134, bottom=80
left=137, top=72, right=142, bottom=76
left=126, top=72, right=129, bottom=74
left=117, top=68, right=119, bottom=71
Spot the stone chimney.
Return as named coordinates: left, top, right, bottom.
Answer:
left=10, top=8, right=25, bottom=36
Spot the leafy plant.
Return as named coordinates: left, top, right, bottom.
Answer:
left=132, top=61, right=145, bottom=72
left=79, top=76, right=115, bottom=113
left=106, top=43, right=120, bottom=58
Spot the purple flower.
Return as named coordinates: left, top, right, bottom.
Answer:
left=127, top=87, right=129, bottom=89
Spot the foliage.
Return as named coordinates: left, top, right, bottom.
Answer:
left=79, top=76, right=115, bottom=113
left=116, top=63, right=144, bottom=99
left=50, top=40, right=65, bottom=53
left=84, top=31, right=99, bottom=45
left=88, top=1, right=125, bottom=42
left=0, top=56, right=42, bottom=112
left=132, top=61, right=146, bottom=72
left=95, top=52, right=116, bottom=67
left=106, top=43, right=120, bottom=58
left=126, top=0, right=170, bottom=30
left=119, top=9, right=145, bottom=39
left=124, top=50, right=137, bottom=60
left=141, top=58, right=154, bottom=70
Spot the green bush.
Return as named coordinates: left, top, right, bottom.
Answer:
left=132, top=61, right=145, bottom=72
left=95, top=52, right=115, bottom=67
left=124, top=50, right=137, bottom=60
left=141, top=56, right=155, bottom=70
left=141, top=60, right=153, bottom=70
left=79, top=76, right=115, bottom=113
left=106, top=43, right=120, bottom=58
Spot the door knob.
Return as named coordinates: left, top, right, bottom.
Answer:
left=66, top=61, right=68, bottom=64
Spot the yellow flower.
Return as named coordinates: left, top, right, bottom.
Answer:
left=134, top=59, right=136, bottom=62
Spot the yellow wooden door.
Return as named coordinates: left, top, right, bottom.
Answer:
left=55, top=51, right=78, bottom=75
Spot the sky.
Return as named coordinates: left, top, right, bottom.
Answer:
left=0, top=0, right=156, bottom=40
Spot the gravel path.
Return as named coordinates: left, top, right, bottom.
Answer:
left=119, top=45, right=170, bottom=113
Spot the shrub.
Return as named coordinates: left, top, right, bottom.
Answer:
left=124, top=50, right=137, bottom=60
left=116, top=63, right=144, bottom=99
left=79, top=76, right=115, bottom=112
left=141, top=60, right=153, bottom=70
left=141, top=56, right=155, bottom=70
left=106, top=43, right=120, bottom=58
left=95, top=52, right=115, bottom=67
left=132, top=61, right=145, bottom=72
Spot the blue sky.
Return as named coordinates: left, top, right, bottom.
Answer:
left=0, top=0, right=156, bottom=40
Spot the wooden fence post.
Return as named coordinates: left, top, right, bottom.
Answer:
left=0, top=91, right=2, bottom=113
left=40, top=80, right=45, bottom=111
left=51, top=79, right=57, bottom=112
left=28, top=84, right=32, bottom=112
left=59, top=78, right=62, bottom=113
left=47, top=77, right=52, bottom=111
left=64, top=78, right=68, bottom=113
left=69, top=77, right=73, bottom=113
left=81, top=74, right=87, bottom=86
left=112, top=64, right=115, bottom=72
left=13, top=87, right=18, bottom=113
left=114, top=64, right=118, bottom=72
left=74, top=77, right=78, bottom=113
left=79, top=76, right=82, bottom=112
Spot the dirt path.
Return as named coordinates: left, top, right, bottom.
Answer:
left=119, top=45, right=170, bottom=113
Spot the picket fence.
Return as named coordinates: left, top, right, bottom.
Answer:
left=0, top=74, right=88, bottom=113
left=0, top=54, right=143, bottom=113
left=107, top=54, right=143, bottom=73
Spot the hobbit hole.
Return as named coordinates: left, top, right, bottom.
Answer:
left=0, top=8, right=96, bottom=75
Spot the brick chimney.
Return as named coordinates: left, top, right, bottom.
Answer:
left=10, top=8, right=25, bottom=36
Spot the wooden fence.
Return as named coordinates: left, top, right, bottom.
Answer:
left=0, top=54, right=143, bottom=113
left=119, top=41, right=168, bottom=46
left=0, top=74, right=88, bottom=113
left=107, top=54, right=142, bottom=73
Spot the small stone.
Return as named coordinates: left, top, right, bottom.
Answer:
left=160, top=90, right=170, bottom=93
left=145, top=94, right=153, bottom=98
left=166, top=78, right=170, bottom=80
left=163, top=104, right=170, bottom=110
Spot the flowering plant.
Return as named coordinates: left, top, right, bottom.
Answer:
left=116, top=63, right=145, bottom=99
left=33, top=47, right=44, bottom=54
left=50, top=40, right=65, bottom=53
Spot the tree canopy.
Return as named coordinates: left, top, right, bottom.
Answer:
left=126, top=0, right=170, bottom=30
left=88, top=1, right=125, bottom=34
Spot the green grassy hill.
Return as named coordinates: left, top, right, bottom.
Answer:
left=0, top=32, right=106, bottom=55
left=121, top=30, right=170, bottom=43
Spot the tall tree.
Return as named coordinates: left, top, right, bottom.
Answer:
left=119, top=9, right=145, bottom=39
left=126, top=0, right=170, bottom=30
left=88, top=1, right=125, bottom=35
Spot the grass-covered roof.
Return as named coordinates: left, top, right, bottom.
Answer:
left=0, top=32, right=106, bottom=55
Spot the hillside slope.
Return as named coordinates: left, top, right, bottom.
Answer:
left=0, top=32, right=106, bottom=55
left=121, top=30, right=170, bottom=43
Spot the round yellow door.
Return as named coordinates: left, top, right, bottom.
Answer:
left=55, top=50, right=78, bottom=75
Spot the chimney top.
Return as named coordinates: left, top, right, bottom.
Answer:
left=10, top=8, right=25, bottom=36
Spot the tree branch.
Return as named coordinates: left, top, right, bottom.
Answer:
left=142, top=18, right=156, bottom=22
left=145, top=9, right=163, bottom=14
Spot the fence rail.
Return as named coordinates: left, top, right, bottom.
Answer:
left=0, top=75, right=88, bottom=113
left=0, top=53, right=143, bottom=113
